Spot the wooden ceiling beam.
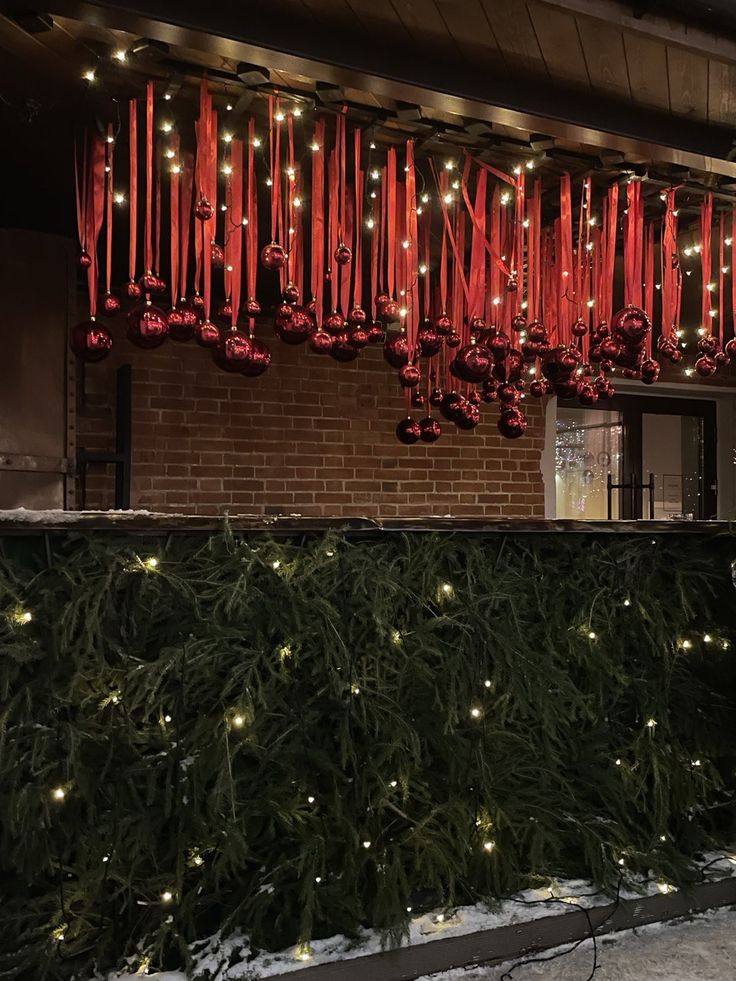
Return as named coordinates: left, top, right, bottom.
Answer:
left=538, top=0, right=736, bottom=65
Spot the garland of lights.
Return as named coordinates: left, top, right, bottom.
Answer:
left=0, top=528, right=734, bottom=977
left=70, top=76, right=736, bottom=446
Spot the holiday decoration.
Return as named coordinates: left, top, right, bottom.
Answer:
left=70, top=79, right=736, bottom=447
left=70, top=318, right=113, bottom=362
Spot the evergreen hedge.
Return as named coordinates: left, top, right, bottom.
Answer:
left=1, top=527, right=735, bottom=979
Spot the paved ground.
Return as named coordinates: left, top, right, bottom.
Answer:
left=419, top=906, right=736, bottom=981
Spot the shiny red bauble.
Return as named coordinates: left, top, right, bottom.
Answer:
left=166, top=305, right=197, bottom=343
left=695, top=355, right=717, bottom=377
left=541, top=345, right=575, bottom=383
left=451, top=343, right=492, bottom=383
left=195, top=320, right=220, bottom=348
left=367, top=324, right=385, bottom=344
left=379, top=298, right=401, bottom=324
left=487, top=330, right=510, bottom=361
left=445, top=331, right=461, bottom=349
left=309, top=330, right=333, bottom=354
left=350, top=328, right=369, bottom=349
left=529, top=380, right=547, bottom=398
left=398, top=364, right=421, bottom=388
left=498, top=383, right=521, bottom=405
left=127, top=302, right=168, bottom=348
left=139, top=271, right=159, bottom=293
left=411, top=392, right=425, bottom=409
left=396, top=417, right=421, bottom=445
left=334, top=242, right=352, bottom=265
left=70, top=318, right=113, bottom=363
left=282, top=282, right=300, bottom=304
left=571, top=318, right=588, bottom=338
left=384, top=333, right=409, bottom=369
left=577, top=383, right=598, bottom=405
left=429, top=388, right=443, bottom=407
left=640, top=358, right=661, bottom=385
left=190, top=293, right=205, bottom=312
left=595, top=376, right=615, bottom=400
left=498, top=407, right=527, bottom=439
left=241, top=337, right=272, bottom=377
left=455, top=402, right=481, bottom=431
left=79, top=250, right=92, bottom=269
left=435, top=313, right=453, bottom=336
left=611, top=304, right=651, bottom=346
left=439, top=391, right=464, bottom=423
left=725, top=338, right=736, bottom=360
left=697, top=334, right=720, bottom=356
left=323, top=311, right=346, bottom=335
left=102, top=293, right=121, bottom=316
left=417, top=325, right=442, bottom=357
left=195, top=197, right=214, bottom=221
left=211, top=242, right=225, bottom=269
left=260, top=242, right=287, bottom=271
left=126, top=280, right=142, bottom=300
left=511, top=314, right=527, bottom=333
left=419, top=417, right=441, bottom=443
left=330, top=332, right=360, bottom=363
left=527, top=321, right=547, bottom=343
left=715, top=352, right=730, bottom=368
left=244, top=297, right=262, bottom=317
left=506, top=272, right=519, bottom=292
left=276, top=305, right=313, bottom=345
left=213, top=330, right=252, bottom=372
left=348, top=306, right=367, bottom=326
left=218, top=299, right=233, bottom=321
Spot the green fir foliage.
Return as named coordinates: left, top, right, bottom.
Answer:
left=0, top=528, right=735, bottom=978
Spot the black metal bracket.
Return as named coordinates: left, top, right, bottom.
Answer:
left=607, top=472, right=655, bottom=520
left=77, top=364, right=132, bottom=510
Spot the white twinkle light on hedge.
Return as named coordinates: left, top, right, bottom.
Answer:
left=362, top=840, right=371, bottom=849
left=646, top=718, right=657, bottom=728
left=435, top=913, right=445, bottom=923
left=231, top=714, right=245, bottom=729
left=391, top=629, right=402, bottom=645
left=483, top=840, right=496, bottom=853
left=470, top=706, right=482, bottom=720
left=271, top=559, right=281, bottom=570
left=680, top=639, right=692, bottom=650
left=315, top=876, right=322, bottom=883
left=615, top=758, right=622, bottom=766
left=164, top=714, right=172, bottom=723
left=9, top=607, right=32, bottom=625
left=142, top=556, right=158, bottom=571
left=279, top=644, right=292, bottom=660
left=295, top=943, right=313, bottom=961
left=703, top=634, right=712, bottom=643
left=587, top=630, right=596, bottom=640
left=623, top=598, right=631, bottom=607
left=617, top=857, right=625, bottom=866
left=389, top=780, right=398, bottom=788
left=484, top=679, right=492, bottom=688
left=112, top=48, right=127, bottom=63
left=161, top=890, right=174, bottom=904
left=138, top=955, right=152, bottom=974
left=350, top=684, right=360, bottom=695
left=307, top=795, right=315, bottom=804
left=657, top=882, right=675, bottom=894
left=692, top=759, right=702, bottom=767
left=722, top=640, right=731, bottom=650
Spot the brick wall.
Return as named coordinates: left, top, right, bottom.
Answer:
left=77, top=337, right=547, bottom=516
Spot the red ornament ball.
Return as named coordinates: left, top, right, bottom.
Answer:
left=384, top=333, right=409, bottom=369
left=218, top=299, right=233, bottom=321
left=498, top=383, right=521, bottom=405
left=329, top=332, right=360, bottom=363
left=195, top=197, right=214, bottom=221
left=577, top=383, right=598, bottom=406
left=571, top=318, right=588, bottom=338
left=417, top=325, right=443, bottom=357
left=126, top=280, right=142, bottom=300
left=349, top=306, right=367, bottom=326
left=310, top=330, right=333, bottom=354
left=213, top=330, right=252, bottom=372
left=399, top=364, right=421, bottom=388
left=190, top=293, right=205, bottom=311
left=350, top=327, right=369, bottom=349
left=640, top=358, right=661, bottom=385
left=611, top=304, right=651, bottom=346
left=429, top=388, right=443, bottom=407
left=411, top=392, right=425, bottom=409
left=139, top=271, right=159, bottom=293
left=396, top=417, right=421, bottom=445
left=725, top=338, right=736, bottom=359
left=695, top=355, right=717, bottom=377
left=102, top=293, right=121, bottom=316
left=323, top=311, right=346, bottom=335
left=451, top=343, right=492, bottom=383
left=715, top=351, right=730, bottom=368
left=506, top=272, right=519, bottom=292
left=528, top=321, right=547, bottom=343
left=79, top=250, right=92, bottom=269
left=435, top=313, right=453, bottom=336
left=261, top=242, right=287, bottom=271
left=244, top=297, right=262, bottom=317
left=529, top=380, right=546, bottom=398
left=276, top=305, right=313, bottom=345
left=195, top=319, right=220, bottom=348
left=241, top=337, right=272, bottom=377
left=511, top=314, right=527, bottom=333
left=698, top=334, right=720, bottom=356
left=368, top=323, right=385, bottom=344
left=282, top=282, right=300, bottom=304
left=70, top=319, right=112, bottom=363
left=419, top=417, right=442, bottom=443
left=498, top=407, right=527, bottom=439
left=669, top=349, right=683, bottom=364
left=445, top=331, right=461, bottom=349
left=488, top=330, right=510, bottom=360
left=379, top=298, right=401, bottom=324
left=334, top=243, right=352, bottom=266
left=166, top=305, right=197, bottom=343
left=455, top=401, right=481, bottom=431
left=127, top=303, right=168, bottom=349
left=595, top=376, right=615, bottom=400
left=439, top=391, right=464, bottom=422
left=210, top=242, right=225, bottom=269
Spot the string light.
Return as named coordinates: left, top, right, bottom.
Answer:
left=362, top=840, right=371, bottom=849
left=723, top=265, right=731, bottom=275
left=164, top=714, right=172, bottom=723
left=694, top=244, right=702, bottom=254
left=310, top=141, right=320, bottom=152
left=307, top=795, right=315, bottom=804
left=657, top=882, right=675, bottom=894
left=8, top=607, right=32, bottom=626
left=470, top=706, right=482, bottom=720
left=350, top=684, right=360, bottom=695
left=293, top=197, right=302, bottom=208
left=271, top=559, right=281, bottom=570
left=295, top=943, right=313, bottom=961
left=51, top=786, right=65, bottom=801
left=726, top=237, right=733, bottom=247
left=142, top=556, right=159, bottom=571
left=683, top=247, right=693, bottom=257
left=444, top=160, right=454, bottom=170
left=483, top=840, right=496, bottom=852
left=399, top=306, right=407, bottom=317
left=286, top=167, right=295, bottom=180
left=691, top=758, right=702, bottom=767
left=419, top=264, right=427, bottom=275
left=522, top=218, right=530, bottom=228
left=112, top=49, right=127, bottom=63
left=588, top=216, right=596, bottom=226
left=646, top=718, right=657, bottom=728
left=369, top=141, right=376, bottom=150
left=163, top=93, right=172, bottom=101
left=82, top=69, right=96, bottom=83
left=253, top=137, right=262, bottom=148
left=587, top=630, right=596, bottom=640
left=706, top=282, right=716, bottom=292
left=114, top=192, right=126, bottom=205
left=513, top=165, right=522, bottom=176
left=366, top=218, right=375, bottom=229
left=492, top=296, right=501, bottom=306
left=526, top=160, right=534, bottom=170
left=623, top=598, right=631, bottom=607
left=161, top=121, right=173, bottom=134
left=421, top=193, right=429, bottom=204
left=680, top=639, right=692, bottom=650
left=586, top=299, right=595, bottom=308
left=161, top=890, right=174, bottom=904
left=703, top=634, right=712, bottom=643
left=222, top=132, right=233, bottom=144
left=275, top=111, right=285, bottom=122
left=722, top=640, right=731, bottom=650
left=371, top=169, right=380, bottom=181
left=443, top=193, right=453, bottom=205
left=684, top=367, right=695, bottom=376
left=279, top=644, right=292, bottom=660
left=222, top=164, right=233, bottom=176
left=615, top=758, right=622, bottom=766
left=231, top=714, right=245, bottom=728
left=402, top=239, right=410, bottom=250
left=389, top=779, right=398, bottom=788
left=221, top=203, right=228, bottom=212
left=391, top=629, right=402, bottom=645
left=500, top=192, right=511, bottom=205
left=293, top=108, right=302, bottom=118
left=660, top=834, right=667, bottom=842
left=451, top=180, right=460, bottom=190
left=226, top=103, right=233, bottom=111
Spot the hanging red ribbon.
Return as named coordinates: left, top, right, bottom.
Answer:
left=154, top=140, right=162, bottom=277
left=85, top=135, right=106, bottom=317
left=527, top=180, right=541, bottom=322
left=228, top=139, right=244, bottom=328
left=700, top=193, right=713, bottom=334
left=144, top=81, right=154, bottom=278
left=179, top=152, right=194, bottom=303
left=386, top=148, right=397, bottom=300
left=328, top=148, right=339, bottom=311
left=310, top=119, right=325, bottom=325
left=169, top=135, right=180, bottom=310
left=624, top=180, right=644, bottom=309
left=104, top=125, right=114, bottom=299
left=128, top=99, right=137, bottom=285
left=405, top=139, right=419, bottom=353
left=247, top=117, right=259, bottom=330
left=353, top=128, right=363, bottom=311
left=467, top=163, right=487, bottom=321
left=602, top=185, right=618, bottom=326
left=644, top=222, right=654, bottom=356
left=429, top=159, right=469, bottom=307
left=718, top=211, right=724, bottom=343
left=559, top=174, right=574, bottom=345
left=438, top=172, right=449, bottom=315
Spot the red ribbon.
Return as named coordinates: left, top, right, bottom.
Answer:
left=353, top=128, right=363, bottom=309
left=513, top=170, right=525, bottom=317
left=144, top=81, right=154, bottom=277
left=179, top=152, right=194, bottom=302
left=430, top=159, right=469, bottom=307
left=105, top=125, right=114, bottom=297
left=527, top=180, right=541, bottom=322
left=247, top=118, right=259, bottom=331
left=438, top=173, right=448, bottom=314
left=467, top=164, right=487, bottom=321
left=228, top=139, right=244, bottom=327
left=387, top=148, right=397, bottom=300
left=169, top=135, right=180, bottom=309
left=128, top=100, right=137, bottom=284
left=310, top=119, right=325, bottom=324
left=718, top=211, right=724, bottom=343
left=154, top=139, right=162, bottom=277
left=700, top=193, right=713, bottom=335
left=602, top=185, right=618, bottom=325
left=74, top=138, right=88, bottom=255
left=559, top=174, right=574, bottom=345
left=624, top=180, right=643, bottom=308
left=328, top=148, right=339, bottom=311
left=644, top=222, right=654, bottom=355
left=405, top=140, right=419, bottom=352
left=85, top=135, right=106, bottom=316
left=422, top=202, right=431, bottom=320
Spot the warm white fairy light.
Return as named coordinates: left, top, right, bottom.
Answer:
left=419, top=263, right=427, bottom=275
left=391, top=629, right=402, bottom=646
left=617, top=857, right=625, bottom=866
left=222, top=164, right=233, bottom=176
left=588, top=216, right=596, bottom=226
left=164, top=714, right=172, bottom=723
left=484, top=679, right=492, bottom=689
left=680, top=639, right=692, bottom=650
left=692, top=758, right=701, bottom=767
left=726, top=237, right=733, bottom=247
left=275, top=111, right=285, bottom=122
left=293, top=197, right=302, bottom=208
left=231, top=714, right=245, bottom=729
left=470, top=706, right=482, bottom=720
left=142, top=556, right=159, bottom=571
left=351, top=684, right=360, bottom=695
left=226, top=264, right=233, bottom=273
left=483, top=840, right=496, bottom=852
left=370, top=169, right=381, bottom=181
left=286, top=167, right=295, bottom=180
left=706, top=282, right=716, bottom=292
left=435, top=913, right=445, bottom=923
left=307, top=795, right=315, bottom=804
left=623, top=598, right=631, bottom=607
left=683, top=247, right=693, bottom=257
left=684, top=367, right=695, bottom=377
left=114, top=191, right=126, bottom=205
left=220, top=203, right=228, bottom=212
left=615, top=758, right=622, bottom=766
left=492, top=296, right=501, bottom=306
left=703, top=633, right=713, bottom=643
left=500, top=192, right=511, bottom=205
left=389, top=779, right=398, bottom=788
left=694, top=243, right=702, bottom=254
left=585, top=242, right=594, bottom=252
left=82, top=69, right=96, bottom=83
left=271, top=559, right=281, bottom=570
left=526, top=159, right=534, bottom=170
left=315, top=876, right=322, bottom=883
left=451, top=179, right=460, bottom=191
left=161, top=890, right=174, bottom=904
left=222, top=132, right=233, bottom=144
left=440, top=582, right=454, bottom=597
left=660, top=834, right=667, bottom=842
left=310, top=141, right=320, bottom=152
left=513, top=165, right=522, bottom=176
left=366, top=218, right=375, bottom=229
left=253, top=137, right=262, bottom=148
left=279, top=644, right=292, bottom=660
left=399, top=307, right=407, bottom=318
left=362, top=840, right=371, bottom=849
left=657, top=882, right=675, bottom=894
left=402, top=239, right=410, bottom=250
left=295, top=943, right=313, bottom=961
left=112, top=49, right=127, bottom=63
left=646, top=718, right=657, bottom=728
left=444, top=160, right=454, bottom=170
left=51, top=786, right=65, bottom=801
left=161, top=121, right=173, bottom=134
left=723, top=640, right=731, bottom=650
left=586, top=299, right=595, bottom=308
left=421, top=193, right=430, bottom=204
left=164, top=148, right=176, bottom=159
left=443, top=193, right=453, bottom=205
left=587, top=630, right=596, bottom=640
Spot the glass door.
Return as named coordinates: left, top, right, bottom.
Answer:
left=556, top=407, right=623, bottom=519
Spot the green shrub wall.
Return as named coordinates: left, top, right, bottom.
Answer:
left=1, top=528, right=735, bottom=979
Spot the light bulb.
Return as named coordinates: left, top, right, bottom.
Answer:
left=220, top=203, right=227, bottom=211
left=443, top=193, right=453, bottom=205
left=52, top=787, right=65, bottom=801
left=657, top=882, right=674, bottom=894
left=444, top=160, right=454, bottom=170
left=293, top=197, right=302, bottom=208
left=513, top=165, right=522, bottom=176
left=293, top=107, right=302, bottom=117
left=161, top=121, right=173, bottom=134
left=522, top=218, right=530, bottom=228
left=615, top=758, right=622, bottom=766
left=660, top=834, right=667, bottom=842
left=232, top=714, right=245, bottom=728
left=112, top=49, right=127, bottom=63
left=706, top=282, right=716, bottom=292
left=646, top=718, right=657, bottom=728
left=722, top=640, right=730, bottom=650
left=114, top=192, right=125, bottom=205
left=683, top=247, right=693, bottom=257
left=362, top=840, right=371, bottom=849
left=694, top=243, right=702, bottom=254
left=253, top=137, right=262, bottom=148
left=452, top=180, right=460, bottom=190
left=500, top=192, right=510, bottom=205
left=617, top=857, right=625, bottom=866
left=588, top=216, right=596, bottom=226
left=164, top=148, right=176, bottom=159
left=266, top=178, right=273, bottom=187
left=402, top=239, right=410, bottom=249
left=436, top=913, right=445, bottom=923
left=722, top=266, right=730, bottom=274
left=391, top=629, right=402, bottom=645
left=684, top=367, right=695, bottom=377
left=484, top=679, right=492, bottom=688
left=585, top=242, right=594, bottom=252
left=272, top=559, right=281, bottom=569
left=222, top=164, right=233, bottom=176
left=226, top=103, right=233, bottom=111
left=492, top=296, right=501, bottom=306
left=587, top=631, right=596, bottom=640
left=161, top=890, right=174, bottom=903
left=623, top=598, right=631, bottom=607
left=371, top=169, right=380, bottom=181
left=82, top=69, right=96, bottom=83
left=483, top=840, right=496, bottom=852
left=143, top=556, right=158, bottom=570
left=351, top=684, right=360, bottom=695
left=369, top=141, right=376, bottom=149
left=421, top=193, right=429, bottom=204
left=703, top=634, right=712, bottom=643
left=399, top=307, right=407, bottom=317
left=470, top=706, right=482, bottom=720
left=526, top=160, right=534, bottom=170
left=295, top=943, right=313, bottom=961
left=286, top=167, right=295, bottom=179
left=315, top=876, right=322, bottom=883
left=419, top=264, right=427, bottom=275
left=275, top=111, right=285, bottom=122
left=307, top=795, right=315, bottom=804
left=406, top=905, right=413, bottom=913
left=389, top=780, right=398, bottom=788
left=726, top=237, right=733, bottom=246
left=310, top=142, right=320, bottom=152
left=164, top=714, right=172, bottom=723
left=692, top=759, right=701, bottom=766
left=163, top=93, right=171, bottom=101
left=366, top=218, right=375, bottom=229
left=587, top=299, right=595, bottom=308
